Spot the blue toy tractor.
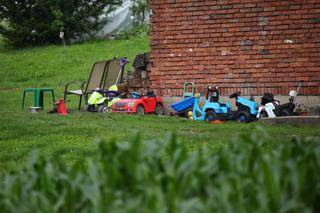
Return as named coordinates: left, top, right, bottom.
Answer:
left=229, top=91, right=258, bottom=122
left=192, top=86, right=258, bottom=123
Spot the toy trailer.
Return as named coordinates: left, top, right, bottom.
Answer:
left=170, top=96, right=195, bottom=117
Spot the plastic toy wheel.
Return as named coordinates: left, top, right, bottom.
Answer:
left=98, top=105, right=109, bottom=113
left=155, top=103, right=164, bottom=115
left=237, top=111, right=252, bottom=123
left=136, top=105, right=145, bottom=115
left=205, top=110, right=218, bottom=122
left=83, top=104, right=92, bottom=112
left=280, top=110, right=290, bottom=116
left=184, top=107, right=193, bottom=118
left=259, top=111, right=268, bottom=118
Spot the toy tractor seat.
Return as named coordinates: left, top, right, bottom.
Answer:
left=146, top=91, right=156, bottom=98
left=104, top=85, right=121, bottom=99
left=261, top=93, right=275, bottom=105
left=229, top=91, right=241, bottom=99
left=206, top=85, right=219, bottom=102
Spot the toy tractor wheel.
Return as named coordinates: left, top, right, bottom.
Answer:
left=184, top=107, right=193, bottom=118
left=259, top=111, right=268, bottom=118
left=205, top=110, right=218, bottom=122
left=136, top=105, right=145, bottom=115
left=237, top=111, right=252, bottom=123
left=155, top=103, right=164, bottom=116
left=98, top=104, right=109, bottom=113
left=83, top=104, right=92, bottom=112
left=280, top=109, right=291, bottom=116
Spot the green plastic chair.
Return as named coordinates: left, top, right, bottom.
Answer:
left=22, top=88, right=55, bottom=110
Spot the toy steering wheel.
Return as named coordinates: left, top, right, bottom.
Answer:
left=105, top=90, right=120, bottom=98
left=229, top=91, right=241, bottom=99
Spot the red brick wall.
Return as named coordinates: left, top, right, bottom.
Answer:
left=149, top=0, right=320, bottom=96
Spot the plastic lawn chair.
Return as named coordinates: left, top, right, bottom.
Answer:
left=22, top=88, right=55, bottom=110
left=64, top=58, right=128, bottom=110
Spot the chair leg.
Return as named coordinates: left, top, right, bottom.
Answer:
left=78, top=95, right=82, bottom=110
left=51, top=90, right=55, bottom=103
left=34, top=90, right=40, bottom=107
left=39, top=91, right=44, bottom=108
left=22, top=91, right=26, bottom=110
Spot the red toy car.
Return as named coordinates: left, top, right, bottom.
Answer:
left=112, top=92, right=164, bottom=115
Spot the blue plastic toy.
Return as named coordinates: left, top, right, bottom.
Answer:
left=192, top=86, right=258, bottom=123
left=170, top=96, right=195, bottom=114
left=192, top=93, right=232, bottom=121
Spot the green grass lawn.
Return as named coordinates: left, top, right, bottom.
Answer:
left=0, top=37, right=319, bottom=173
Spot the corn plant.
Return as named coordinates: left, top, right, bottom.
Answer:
left=0, top=131, right=319, bottom=212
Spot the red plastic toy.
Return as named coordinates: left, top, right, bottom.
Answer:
left=56, top=99, right=68, bottom=115
left=112, top=92, right=164, bottom=115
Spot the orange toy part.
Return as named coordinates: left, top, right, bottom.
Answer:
left=209, top=120, right=224, bottom=124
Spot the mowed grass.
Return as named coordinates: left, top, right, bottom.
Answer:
left=1, top=111, right=319, bottom=172
left=0, top=37, right=148, bottom=91
left=0, top=37, right=320, bottom=172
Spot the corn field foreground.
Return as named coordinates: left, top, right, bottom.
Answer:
left=0, top=132, right=319, bottom=212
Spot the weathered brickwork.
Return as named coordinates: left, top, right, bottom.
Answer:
left=149, top=0, right=320, bottom=96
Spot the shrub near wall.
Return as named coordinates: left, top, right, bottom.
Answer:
left=0, top=132, right=319, bottom=212
left=149, top=0, right=320, bottom=96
